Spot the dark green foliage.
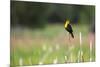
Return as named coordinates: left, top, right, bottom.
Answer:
left=11, top=1, right=95, bottom=28
left=11, top=1, right=51, bottom=28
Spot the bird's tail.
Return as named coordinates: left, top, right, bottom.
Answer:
left=71, top=33, right=74, bottom=38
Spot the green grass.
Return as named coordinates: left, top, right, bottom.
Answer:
left=10, top=24, right=95, bottom=66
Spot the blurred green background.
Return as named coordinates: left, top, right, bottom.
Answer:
left=10, top=1, right=95, bottom=66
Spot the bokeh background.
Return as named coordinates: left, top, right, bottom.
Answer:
left=10, top=0, right=95, bottom=66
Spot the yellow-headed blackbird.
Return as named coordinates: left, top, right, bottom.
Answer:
left=64, top=20, right=74, bottom=38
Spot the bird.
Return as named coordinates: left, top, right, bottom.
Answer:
left=64, top=20, right=74, bottom=38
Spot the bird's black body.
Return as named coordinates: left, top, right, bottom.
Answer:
left=65, top=24, right=74, bottom=38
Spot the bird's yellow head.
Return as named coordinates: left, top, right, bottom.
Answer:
left=64, top=20, right=70, bottom=28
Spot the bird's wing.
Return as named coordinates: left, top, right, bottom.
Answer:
left=67, top=24, right=73, bottom=33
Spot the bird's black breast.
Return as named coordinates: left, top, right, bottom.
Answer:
left=65, top=24, right=73, bottom=33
